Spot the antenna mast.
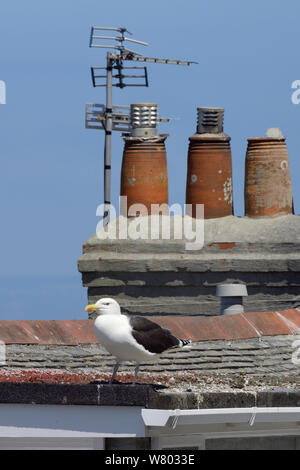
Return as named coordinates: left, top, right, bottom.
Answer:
left=86, top=26, right=197, bottom=225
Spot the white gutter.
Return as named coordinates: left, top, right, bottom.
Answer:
left=142, top=407, right=300, bottom=429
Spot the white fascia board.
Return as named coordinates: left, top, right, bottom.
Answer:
left=142, top=407, right=300, bottom=428
left=0, top=404, right=145, bottom=438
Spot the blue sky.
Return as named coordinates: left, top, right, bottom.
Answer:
left=1, top=0, right=299, bottom=318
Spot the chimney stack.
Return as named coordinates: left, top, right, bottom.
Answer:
left=244, top=129, right=293, bottom=218
left=120, top=103, right=169, bottom=216
left=186, top=107, right=233, bottom=219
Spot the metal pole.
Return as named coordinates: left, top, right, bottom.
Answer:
left=103, top=53, right=113, bottom=225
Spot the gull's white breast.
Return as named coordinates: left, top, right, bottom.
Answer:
left=94, top=314, right=155, bottom=362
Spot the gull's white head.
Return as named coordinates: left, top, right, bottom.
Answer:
left=85, top=298, right=121, bottom=316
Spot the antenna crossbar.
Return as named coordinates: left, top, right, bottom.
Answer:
left=85, top=103, right=130, bottom=132
left=123, top=55, right=198, bottom=66
left=89, top=26, right=148, bottom=52
left=91, top=65, right=148, bottom=88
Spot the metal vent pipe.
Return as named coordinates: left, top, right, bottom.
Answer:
left=216, top=284, right=248, bottom=315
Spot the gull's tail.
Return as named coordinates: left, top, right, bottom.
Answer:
left=166, top=338, right=192, bottom=353
left=179, top=339, right=192, bottom=348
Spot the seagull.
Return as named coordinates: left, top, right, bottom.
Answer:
left=85, top=298, right=191, bottom=384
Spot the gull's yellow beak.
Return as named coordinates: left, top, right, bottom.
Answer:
left=85, top=304, right=98, bottom=312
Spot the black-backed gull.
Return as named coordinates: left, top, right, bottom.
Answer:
left=85, top=298, right=191, bottom=383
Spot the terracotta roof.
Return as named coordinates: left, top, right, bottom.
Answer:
left=0, top=309, right=299, bottom=346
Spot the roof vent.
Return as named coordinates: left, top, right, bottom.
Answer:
left=197, top=107, right=224, bottom=134
left=216, top=284, right=248, bottom=315
left=130, top=102, right=158, bottom=138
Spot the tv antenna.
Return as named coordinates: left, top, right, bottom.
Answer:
left=86, top=26, right=197, bottom=224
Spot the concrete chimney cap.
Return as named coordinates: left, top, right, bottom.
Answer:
left=216, top=284, right=248, bottom=297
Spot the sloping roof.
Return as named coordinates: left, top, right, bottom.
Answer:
left=0, top=309, right=299, bottom=383
left=0, top=309, right=299, bottom=345
left=1, top=334, right=299, bottom=378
